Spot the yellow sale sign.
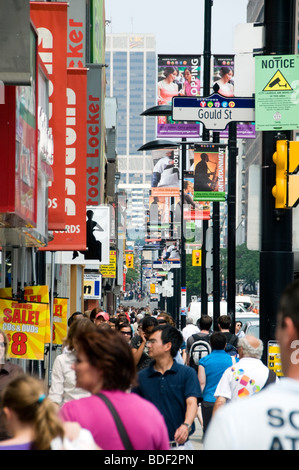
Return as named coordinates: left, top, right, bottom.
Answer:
left=0, top=299, right=48, bottom=360
left=52, top=298, right=68, bottom=345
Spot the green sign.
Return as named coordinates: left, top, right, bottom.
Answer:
left=255, top=55, right=299, bottom=131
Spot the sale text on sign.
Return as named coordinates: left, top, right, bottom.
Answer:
left=0, top=299, right=48, bottom=360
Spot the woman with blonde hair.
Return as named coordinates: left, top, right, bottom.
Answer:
left=0, top=375, right=65, bottom=450
left=0, top=375, right=98, bottom=450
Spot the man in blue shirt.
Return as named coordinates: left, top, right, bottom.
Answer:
left=198, top=331, right=237, bottom=434
left=132, top=324, right=201, bottom=450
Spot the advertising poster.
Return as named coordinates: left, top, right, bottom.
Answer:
left=52, top=298, right=68, bottom=345
left=100, top=251, right=116, bottom=279
left=183, top=172, right=211, bottom=220
left=0, top=299, right=48, bottom=361
left=157, top=55, right=201, bottom=138
left=212, top=55, right=235, bottom=97
left=151, top=148, right=180, bottom=197
left=61, top=205, right=111, bottom=265
left=213, top=55, right=256, bottom=138
left=193, top=143, right=226, bottom=202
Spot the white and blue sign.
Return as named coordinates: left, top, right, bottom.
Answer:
left=172, top=93, right=255, bottom=131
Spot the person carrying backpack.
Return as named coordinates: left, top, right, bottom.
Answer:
left=198, top=332, right=238, bottom=435
left=186, top=315, right=212, bottom=369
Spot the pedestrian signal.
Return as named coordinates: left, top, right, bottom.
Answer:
left=272, top=140, right=299, bottom=208
left=192, top=250, right=202, bottom=266
left=126, top=254, right=134, bottom=268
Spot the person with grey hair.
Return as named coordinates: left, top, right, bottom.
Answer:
left=212, top=335, right=278, bottom=414
left=182, top=317, right=200, bottom=343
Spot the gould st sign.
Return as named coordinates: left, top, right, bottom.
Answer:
left=172, top=93, right=255, bottom=131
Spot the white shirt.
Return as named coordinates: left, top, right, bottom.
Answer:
left=182, top=324, right=200, bottom=343
left=204, top=378, right=299, bottom=450
left=214, top=357, right=277, bottom=402
left=48, top=349, right=90, bottom=406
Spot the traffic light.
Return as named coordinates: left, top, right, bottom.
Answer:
left=272, top=139, right=287, bottom=209
left=126, top=254, right=134, bottom=268
left=287, top=141, right=299, bottom=208
left=192, top=249, right=202, bottom=266
left=272, top=140, right=299, bottom=209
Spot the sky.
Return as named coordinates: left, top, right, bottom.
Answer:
left=105, top=0, right=249, bottom=55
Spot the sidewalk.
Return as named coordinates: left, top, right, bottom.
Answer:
left=190, top=420, right=204, bottom=450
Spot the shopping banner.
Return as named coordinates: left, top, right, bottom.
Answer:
left=193, top=143, right=226, bottom=202
left=30, top=2, right=68, bottom=230
left=157, top=55, right=201, bottom=138
left=52, top=298, right=68, bottom=345
left=44, top=68, right=88, bottom=251
left=0, top=299, right=48, bottom=360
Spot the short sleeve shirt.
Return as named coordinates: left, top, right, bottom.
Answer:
left=133, top=361, right=201, bottom=441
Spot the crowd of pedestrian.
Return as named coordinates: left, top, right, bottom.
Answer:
left=2, top=279, right=299, bottom=450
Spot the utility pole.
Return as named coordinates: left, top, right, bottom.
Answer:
left=201, top=0, right=213, bottom=316
left=260, top=0, right=295, bottom=363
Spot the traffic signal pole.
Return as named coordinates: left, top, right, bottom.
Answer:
left=260, top=0, right=295, bottom=363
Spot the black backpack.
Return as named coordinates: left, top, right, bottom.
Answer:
left=189, top=339, right=211, bottom=372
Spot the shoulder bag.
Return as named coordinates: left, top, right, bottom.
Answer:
left=96, top=393, right=134, bottom=450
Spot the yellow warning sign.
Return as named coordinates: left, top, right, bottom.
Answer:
left=263, top=70, right=292, bottom=91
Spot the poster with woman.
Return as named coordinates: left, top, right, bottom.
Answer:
left=193, top=143, right=226, bottom=202
left=157, top=55, right=202, bottom=138
left=212, top=55, right=235, bottom=97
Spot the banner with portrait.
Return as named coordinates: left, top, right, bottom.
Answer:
left=212, top=55, right=256, bottom=139
left=151, top=148, right=180, bottom=197
left=157, top=55, right=201, bottom=138
left=193, top=143, right=226, bottom=202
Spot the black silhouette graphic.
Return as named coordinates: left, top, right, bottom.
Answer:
left=73, top=210, right=104, bottom=261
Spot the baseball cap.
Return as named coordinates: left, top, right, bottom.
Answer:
left=95, top=312, right=110, bottom=321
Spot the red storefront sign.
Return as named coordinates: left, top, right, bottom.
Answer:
left=30, top=2, right=68, bottom=230
left=44, top=68, right=87, bottom=251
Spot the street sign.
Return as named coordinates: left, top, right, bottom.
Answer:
left=172, top=93, right=255, bottom=131
left=255, top=54, right=299, bottom=131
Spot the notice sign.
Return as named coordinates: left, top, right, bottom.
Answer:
left=0, top=299, right=48, bottom=360
left=255, top=55, right=299, bottom=131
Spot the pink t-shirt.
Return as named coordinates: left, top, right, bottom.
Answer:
left=59, top=390, right=170, bottom=450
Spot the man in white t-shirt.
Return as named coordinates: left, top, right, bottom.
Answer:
left=204, top=279, right=299, bottom=450
left=213, top=335, right=278, bottom=413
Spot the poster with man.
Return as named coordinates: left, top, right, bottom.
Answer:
left=193, top=143, right=226, bottom=202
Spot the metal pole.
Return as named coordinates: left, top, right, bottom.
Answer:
left=201, top=0, right=213, bottom=316
left=260, top=0, right=295, bottom=363
left=227, top=122, right=238, bottom=332
left=180, top=138, right=187, bottom=329
left=212, top=132, right=221, bottom=330
left=48, top=251, right=55, bottom=389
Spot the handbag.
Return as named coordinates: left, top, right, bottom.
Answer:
left=96, top=393, right=134, bottom=450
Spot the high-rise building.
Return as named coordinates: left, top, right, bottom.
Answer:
left=105, top=33, right=156, bottom=236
